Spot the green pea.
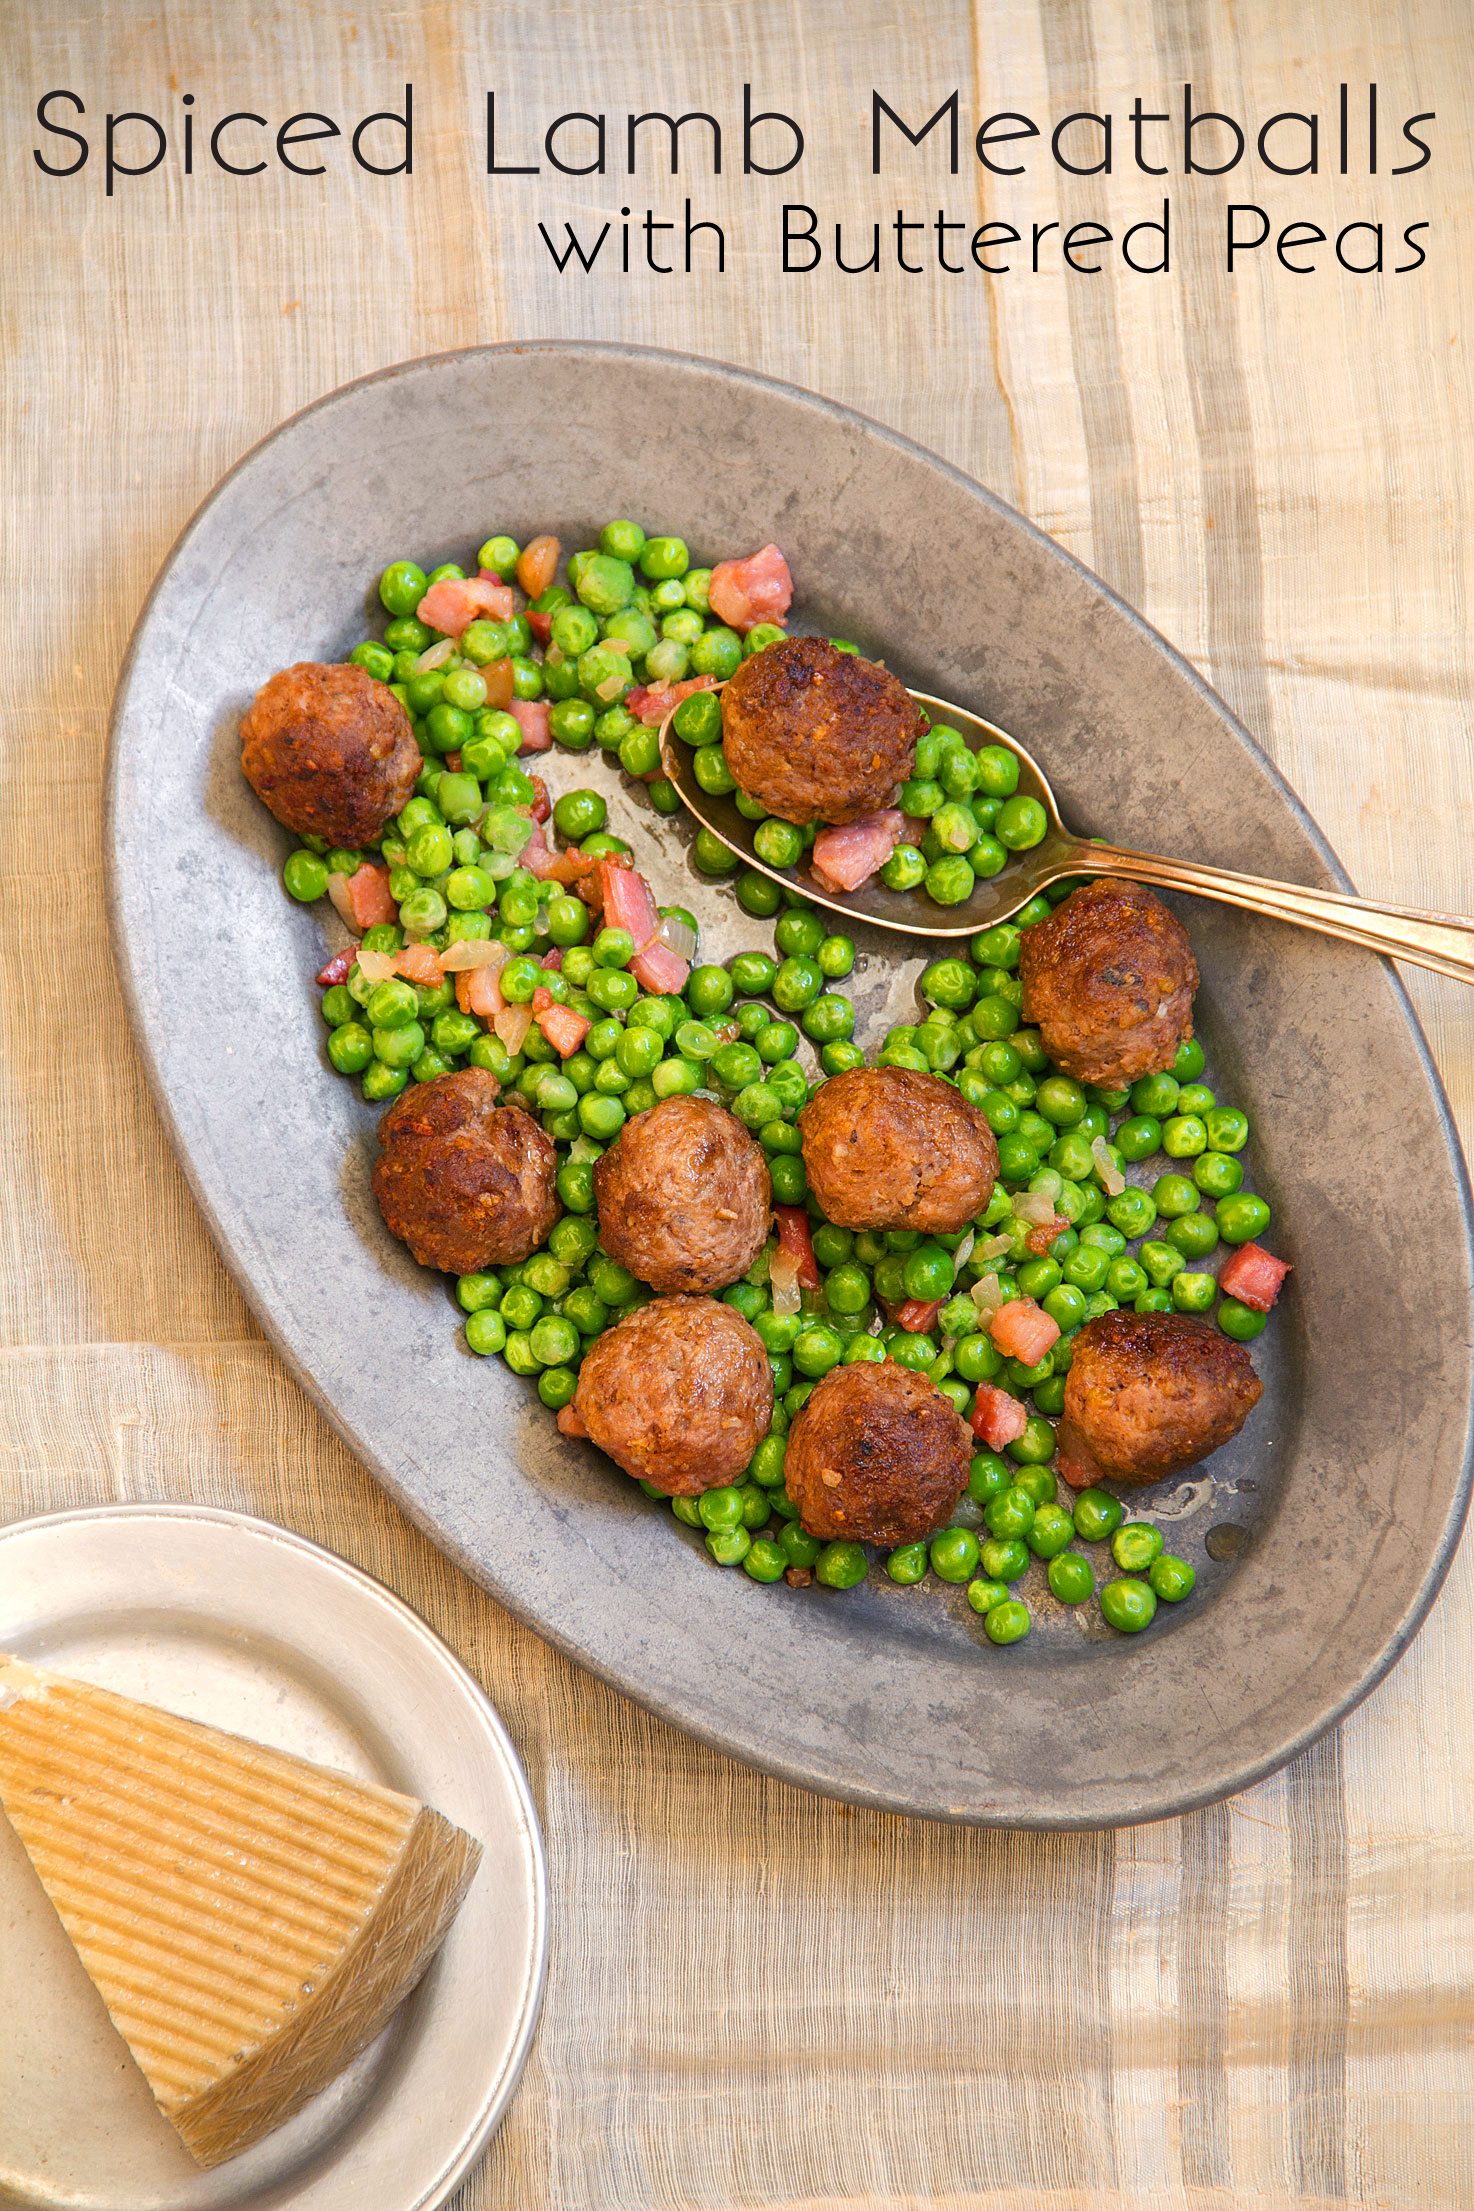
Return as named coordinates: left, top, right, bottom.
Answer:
left=971, top=995, right=1021, bottom=1043
left=1115, top=1115, right=1162, bottom=1162
left=704, top=1041, right=757, bottom=1092
left=814, top=1541, right=868, bottom=1590
left=463, top=1308, right=507, bottom=1357
left=1216, top=1192, right=1272, bottom=1245
left=736, top=1535, right=783, bottom=1583
left=1149, top=1554, right=1197, bottom=1603
left=922, top=855, right=973, bottom=906
left=792, top=1324, right=845, bottom=1379
left=1100, top=1576, right=1157, bottom=1633
left=636, top=535, right=688, bottom=580
left=984, top=1487, right=1036, bottom=1541
left=379, top=560, right=428, bottom=616
left=361, top=1061, right=407, bottom=1102
left=667, top=690, right=720, bottom=747
left=1105, top=1187, right=1157, bottom=1238
left=730, top=1082, right=779, bottom=1128
left=983, top=1598, right=1030, bottom=1645
left=878, top=1541, right=926, bottom=1585
left=350, top=641, right=396, bottom=684
left=1159, top=1114, right=1206, bottom=1160
left=651, top=1057, right=702, bottom=1099
left=1040, top=1552, right=1090, bottom=1605
left=612, top=1026, right=661, bottom=1080
left=1068, top=1488, right=1121, bottom=1543
left=1166, top=1211, right=1219, bottom=1259
left=1189, top=1152, right=1241, bottom=1201
left=774, top=1523, right=818, bottom=1570
left=283, top=849, right=329, bottom=902
left=751, top=816, right=802, bottom=869
left=1205, top=1106, right=1249, bottom=1153
left=1170, top=1271, right=1215, bottom=1313
left=800, top=995, right=852, bottom=1046
left=930, top=1527, right=981, bottom=1583
left=457, top=1268, right=504, bottom=1317
left=705, top=1525, right=751, bottom=1567
left=576, top=1093, right=623, bottom=1139
left=726, top=952, right=774, bottom=999
left=1032, top=1076, right=1084, bottom=1127
left=1216, top=1296, right=1266, bottom=1341
left=325, top=1021, right=372, bottom=1075
left=1130, top=1072, right=1179, bottom=1117
left=1111, top=1522, right=1164, bottom=1573
left=968, top=746, right=1015, bottom=799
left=963, top=1577, right=1006, bottom=1614
left=693, top=828, right=739, bottom=876
left=881, top=845, right=927, bottom=892
left=734, top=869, right=780, bottom=918
left=762, top=1153, right=801, bottom=1204
left=972, top=1532, right=1024, bottom=1582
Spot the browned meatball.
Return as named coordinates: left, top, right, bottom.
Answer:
left=798, top=1066, right=998, bottom=1234
left=1060, top=1310, right=1262, bottom=1486
left=240, top=661, right=421, bottom=847
left=784, top=1362, right=972, bottom=1546
left=719, top=635, right=923, bottom=826
left=594, top=1096, right=771, bottom=1295
left=1019, top=880, right=1199, bottom=1090
left=372, top=1069, right=560, bottom=1274
left=573, top=1297, right=773, bottom=1495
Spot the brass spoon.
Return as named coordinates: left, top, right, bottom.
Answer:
left=660, top=687, right=1474, bottom=984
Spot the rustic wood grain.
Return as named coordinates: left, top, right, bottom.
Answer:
left=3, top=1, right=1471, bottom=2202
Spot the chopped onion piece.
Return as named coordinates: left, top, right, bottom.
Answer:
left=439, top=938, right=508, bottom=971
left=414, top=638, right=456, bottom=672
left=654, top=912, right=698, bottom=964
left=770, top=1249, right=802, bottom=1316
left=355, top=947, right=399, bottom=984
left=952, top=1230, right=975, bottom=1271
left=975, top=1233, right=1014, bottom=1263
left=494, top=1003, right=533, bottom=1053
left=1091, top=1136, right=1127, bottom=1196
left=971, top=1271, right=1004, bottom=1321
left=1013, top=1190, right=1058, bottom=1227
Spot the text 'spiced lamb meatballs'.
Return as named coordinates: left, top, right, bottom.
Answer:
left=372, top=1069, right=560, bottom=1274
left=784, top=1362, right=973, bottom=1547
left=1018, top=879, right=1199, bottom=1091
left=573, top=1297, right=773, bottom=1495
left=798, top=1066, right=998, bottom=1234
left=1060, top=1309, right=1263, bottom=1487
left=594, top=1096, right=771, bottom=1295
left=240, top=661, right=421, bottom=847
left=719, top=634, right=924, bottom=826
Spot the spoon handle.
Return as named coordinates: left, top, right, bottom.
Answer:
left=1073, top=843, right=1474, bottom=988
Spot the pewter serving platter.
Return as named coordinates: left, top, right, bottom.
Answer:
left=105, top=342, right=1474, bottom=1827
left=0, top=1504, right=546, bottom=2211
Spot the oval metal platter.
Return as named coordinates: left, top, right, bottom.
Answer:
left=105, top=342, right=1474, bottom=1828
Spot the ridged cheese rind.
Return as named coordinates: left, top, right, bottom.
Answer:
left=0, top=1654, right=481, bottom=2168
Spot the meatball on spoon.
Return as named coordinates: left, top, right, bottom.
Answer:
left=660, top=679, right=1474, bottom=984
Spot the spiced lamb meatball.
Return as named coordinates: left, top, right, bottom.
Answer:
left=798, top=1066, right=998, bottom=1233
left=1060, top=1309, right=1262, bottom=1487
left=240, top=661, right=421, bottom=847
left=594, top=1096, right=771, bottom=1295
left=1018, top=879, right=1199, bottom=1091
left=719, top=634, right=924, bottom=826
left=573, top=1296, right=773, bottom=1495
left=784, top=1361, right=973, bottom=1547
left=372, top=1068, right=560, bottom=1274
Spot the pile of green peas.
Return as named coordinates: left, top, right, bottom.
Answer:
left=673, top=691, right=1052, bottom=913
left=276, top=528, right=1282, bottom=1645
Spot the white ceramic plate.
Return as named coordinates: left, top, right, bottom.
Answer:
left=0, top=1504, right=546, bottom=2211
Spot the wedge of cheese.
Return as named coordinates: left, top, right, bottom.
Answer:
left=0, top=1653, right=481, bottom=2168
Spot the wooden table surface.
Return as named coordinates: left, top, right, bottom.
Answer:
left=5, top=1, right=1472, bottom=2203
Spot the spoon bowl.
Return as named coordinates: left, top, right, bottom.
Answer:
left=660, top=683, right=1474, bottom=983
